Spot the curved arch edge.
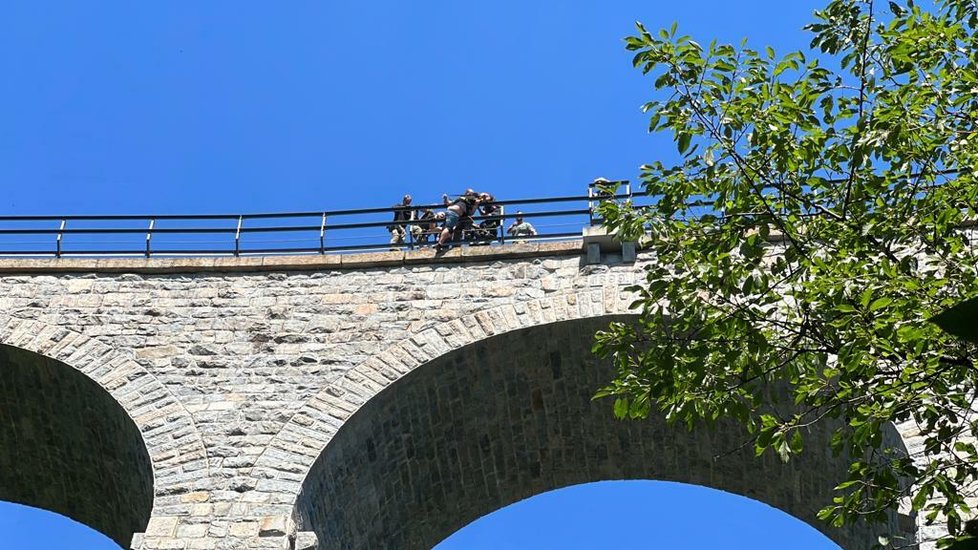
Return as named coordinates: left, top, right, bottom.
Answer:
left=253, top=287, right=636, bottom=500
left=0, top=316, right=211, bottom=504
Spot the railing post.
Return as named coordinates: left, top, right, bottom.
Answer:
left=407, top=214, right=415, bottom=250
left=319, top=213, right=327, bottom=255
left=56, top=219, right=66, bottom=258
left=145, top=219, right=155, bottom=258
left=234, top=215, right=244, bottom=257
left=498, top=205, right=506, bottom=245
left=588, top=183, right=596, bottom=226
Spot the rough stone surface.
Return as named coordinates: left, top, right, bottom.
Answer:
left=0, top=246, right=932, bottom=548
left=294, top=316, right=908, bottom=550
left=0, top=344, right=154, bottom=547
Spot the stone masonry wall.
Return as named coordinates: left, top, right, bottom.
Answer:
left=0, top=243, right=930, bottom=549
left=0, top=243, right=644, bottom=548
left=294, top=316, right=904, bottom=550
left=0, top=344, right=154, bottom=547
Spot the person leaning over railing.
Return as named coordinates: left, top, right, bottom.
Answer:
left=436, top=189, right=484, bottom=250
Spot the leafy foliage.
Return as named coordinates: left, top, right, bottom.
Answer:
left=932, top=297, right=978, bottom=346
left=594, top=0, right=978, bottom=542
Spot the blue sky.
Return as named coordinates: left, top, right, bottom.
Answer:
left=0, top=1, right=841, bottom=548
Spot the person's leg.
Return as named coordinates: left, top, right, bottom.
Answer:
left=389, top=226, right=405, bottom=248
left=409, top=224, right=423, bottom=242
left=438, top=212, right=459, bottom=247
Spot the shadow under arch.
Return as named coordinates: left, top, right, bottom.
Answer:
left=0, top=344, right=154, bottom=547
left=294, top=315, right=916, bottom=550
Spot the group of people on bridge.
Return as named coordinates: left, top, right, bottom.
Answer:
left=387, top=190, right=537, bottom=251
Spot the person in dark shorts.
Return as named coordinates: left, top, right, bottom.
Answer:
left=436, top=189, right=482, bottom=250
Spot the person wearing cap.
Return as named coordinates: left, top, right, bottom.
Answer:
left=506, top=211, right=537, bottom=239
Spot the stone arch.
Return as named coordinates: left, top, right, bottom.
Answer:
left=0, top=316, right=210, bottom=545
left=291, top=315, right=916, bottom=550
left=252, top=287, right=632, bottom=495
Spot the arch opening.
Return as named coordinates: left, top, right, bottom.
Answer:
left=0, top=344, right=154, bottom=547
left=295, top=316, right=915, bottom=549
left=435, top=480, right=842, bottom=549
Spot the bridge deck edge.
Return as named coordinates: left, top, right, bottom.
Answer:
left=0, top=241, right=584, bottom=274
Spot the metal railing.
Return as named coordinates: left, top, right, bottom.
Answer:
left=0, top=181, right=643, bottom=258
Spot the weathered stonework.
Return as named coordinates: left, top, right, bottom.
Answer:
left=0, top=242, right=931, bottom=549
left=0, top=344, right=154, bottom=547
left=295, top=316, right=910, bottom=549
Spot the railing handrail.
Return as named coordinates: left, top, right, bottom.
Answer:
left=0, top=187, right=635, bottom=222
left=0, top=182, right=645, bottom=258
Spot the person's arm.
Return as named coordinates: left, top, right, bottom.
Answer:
left=442, top=194, right=450, bottom=207
left=528, top=223, right=537, bottom=235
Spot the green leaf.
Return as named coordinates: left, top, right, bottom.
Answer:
left=946, top=538, right=978, bottom=550
left=869, top=297, right=893, bottom=312
left=931, top=297, right=978, bottom=345
left=604, top=4, right=978, bottom=543
left=677, top=132, right=691, bottom=154
left=613, top=398, right=629, bottom=419
left=777, top=438, right=791, bottom=463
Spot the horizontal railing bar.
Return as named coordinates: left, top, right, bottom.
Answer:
left=0, top=183, right=657, bottom=258
left=0, top=231, right=587, bottom=257
left=0, top=190, right=645, bottom=222
left=0, top=208, right=613, bottom=235
left=0, top=228, right=238, bottom=235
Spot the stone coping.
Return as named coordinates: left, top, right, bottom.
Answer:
left=0, top=240, right=584, bottom=274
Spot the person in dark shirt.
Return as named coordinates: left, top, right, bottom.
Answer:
left=436, top=189, right=482, bottom=250
left=415, top=209, right=437, bottom=244
left=473, top=194, right=501, bottom=244
left=388, top=194, right=416, bottom=249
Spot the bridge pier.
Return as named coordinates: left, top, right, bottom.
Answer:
left=131, top=515, right=317, bottom=549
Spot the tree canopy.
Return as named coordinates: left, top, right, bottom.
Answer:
left=594, top=0, right=978, bottom=544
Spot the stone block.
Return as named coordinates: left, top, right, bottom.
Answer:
left=176, top=523, right=209, bottom=538
left=294, top=531, right=319, bottom=550
left=586, top=243, right=601, bottom=264
left=227, top=521, right=259, bottom=538
left=258, top=515, right=289, bottom=538
left=181, top=491, right=210, bottom=503
left=621, top=241, right=636, bottom=263
left=144, top=517, right=180, bottom=538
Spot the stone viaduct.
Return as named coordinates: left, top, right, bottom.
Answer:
left=0, top=241, right=929, bottom=549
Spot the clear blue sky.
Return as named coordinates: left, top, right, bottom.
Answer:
left=0, top=1, right=841, bottom=548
